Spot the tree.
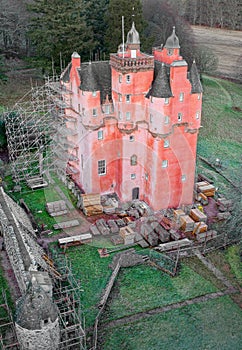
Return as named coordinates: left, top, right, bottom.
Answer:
left=27, top=0, right=94, bottom=71
left=104, top=0, right=146, bottom=54
left=193, top=45, right=218, bottom=74
left=83, top=0, right=109, bottom=59
left=0, top=55, right=7, bottom=82
left=142, top=0, right=195, bottom=64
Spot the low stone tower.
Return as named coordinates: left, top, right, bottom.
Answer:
left=15, top=278, right=60, bottom=350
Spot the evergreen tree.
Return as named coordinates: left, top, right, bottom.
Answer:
left=83, top=0, right=109, bottom=58
left=104, top=0, right=146, bottom=54
left=0, top=55, right=7, bottom=82
left=27, top=0, right=94, bottom=71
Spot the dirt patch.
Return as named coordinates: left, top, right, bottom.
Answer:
left=192, top=26, right=242, bottom=81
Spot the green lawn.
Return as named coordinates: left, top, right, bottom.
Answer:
left=104, top=263, right=218, bottom=321
left=100, top=296, right=242, bottom=350
left=64, top=244, right=218, bottom=327
left=197, top=76, right=242, bottom=188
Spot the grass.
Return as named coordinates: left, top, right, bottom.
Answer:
left=104, top=263, right=218, bottom=321
left=226, top=245, right=242, bottom=285
left=197, top=76, right=242, bottom=188
left=64, top=244, right=218, bottom=327
left=100, top=296, right=242, bottom=350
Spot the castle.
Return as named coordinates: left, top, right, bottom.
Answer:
left=60, top=24, right=203, bottom=211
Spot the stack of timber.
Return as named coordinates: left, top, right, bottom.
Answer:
left=110, top=235, right=124, bottom=245
left=193, top=221, right=208, bottom=234
left=190, top=208, right=207, bottom=223
left=89, top=224, right=101, bottom=236
left=140, top=224, right=159, bottom=246
left=180, top=215, right=195, bottom=233
left=173, top=209, right=186, bottom=223
left=58, top=233, right=93, bottom=248
left=119, top=226, right=135, bottom=245
left=134, top=232, right=149, bottom=248
left=46, top=200, right=68, bottom=217
left=80, top=193, right=103, bottom=216
left=196, top=181, right=215, bottom=197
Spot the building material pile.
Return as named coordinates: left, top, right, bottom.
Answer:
left=96, top=219, right=110, bottom=235
left=180, top=215, right=195, bottom=233
left=46, top=200, right=68, bottom=217
left=119, top=226, right=135, bottom=245
left=53, top=220, right=79, bottom=230
left=190, top=208, right=207, bottom=223
left=79, top=193, right=103, bottom=216
left=196, top=181, right=216, bottom=197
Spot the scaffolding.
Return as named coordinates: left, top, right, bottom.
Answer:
left=0, top=291, right=20, bottom=350
left=4, top=77, right=76, bottom=189
left=51, top=251, right=86, bottom=350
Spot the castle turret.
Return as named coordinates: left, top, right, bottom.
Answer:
left=15, top=278, right=60, bottom=350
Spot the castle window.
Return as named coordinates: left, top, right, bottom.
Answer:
left=162, top=160, right=168, bottom=168
left=178, top=113, right=182, bottom=122
left=198, top=94, right=201, bottom=100
left=92, top=108, right=97, bottom=117
left=164, top=139, right=170, bottom=148
left=126, top=75, right=131, bottom=84
left=104, top=105, right=110, bottom=114
left=126, top=111, right=131, bottom=120
left=179, top=92, right=184, bottom=102
left=167, top=49, right=173, bottom=56
left=129, top=135, right=134, bottom=142
left=164, top=116, right=170, bottom=124
left=164, top=98, right=169, bottom=105
left=131, top=154, right=137, bottom=166
left=92, top=91, right=97, bottom=97
left=98, top=160, right=106, bottom=175
left=118, top=93, right=122, bottom=102
left=118, top=111, right=122, bottom=120
left=126, top=94, right=131, bottom=103
left=82, top=107, right=85, bottom=115
left=119, top=74, right=122, bottom=83
left=181, top=174, right=186, bottom=182
left=151, top=97, right=153, bottom=103
left=150, top=114, right=153, bottom=123
left=98, top=130, right=103, bottom=140
left=81, top=154, right=83, bottom=169
left=78, top=104, right=80, bottom=113
left=196, top=111, right=200, bottom=119
left=131, top=173, right=136, bottom=179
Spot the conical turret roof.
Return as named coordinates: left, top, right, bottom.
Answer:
left=164, top=26, right=180, bottom=49
left=126, top=22, right=140, bottom=45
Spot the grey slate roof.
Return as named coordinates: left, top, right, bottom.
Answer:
left=79, top=61, right=112, bottom=103
left=189, top=61, right=203, bottom=93
left=16, top=280, right=58, bottom=330
left=164, top=27, right=180, bottom=49
left=147, top=62, right=173, bottom=98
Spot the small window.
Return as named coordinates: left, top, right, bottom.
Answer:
left=126, top=75, right=131, bottom=84
left=162, top=160, right=168, bottom=168
left=181, top=174, right=186, bottom=182
left=150, top=114, right=153, bottom=123
left=92, top=108, right=97, bottom=117
left=118, top=94, right=122, bottom=102
left=81, top=154, right=84, bottom=169
left=126, top=111, right=131, bottom=120
left=98, top=160, right=106, bottom=175
left=131, top=173, right=136, bottom=179
left=167, top=49, right=173, bottom=56
left=104, top=105, right=110, bottom=114
left=178, top=113, right=182, bottom=122
left=98, top=130, right=103, bottom=140
left=82, top=90, right=84, bottom=95
left=119, top=74, right=122, bottom=83
left=164, top=115, right=170, bottom=124
left=196, top=111, right=200, bottom=119
left=82, top=107, right=85, bottom=115
left=164, top=139, right=170, bottom=148
left=179, top=92, right=184, bottom=102
left=126, top=94, right=131, bottom=103
left=92, top=91, right=97, bottom=97
left=198, top=94, right=201, bottom=100
left=130, top=154, right=137, bottom=166
left=78, top=104, right=81, bottom=113
left=129, top=135, right=134, bottom=142
left=151, top=97, right=153, bottom=103
left=164, top=98, right=169, bottom=105
left=118, top=111, right=122, bottom=120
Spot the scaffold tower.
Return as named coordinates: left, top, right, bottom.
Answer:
left=4, top=76, right=74, bottom=189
